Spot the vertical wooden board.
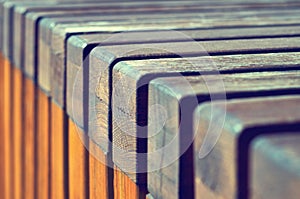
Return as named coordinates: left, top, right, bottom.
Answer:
left=51, top=103, right=67, bottom=199
left=0, top=53, right=5, bottom=199
left=69, top=119, right=89, bottom=199
left=12, top=67, right=23, bottom=199
left=114, top=165, right=147, bottom=199
left=89, top=140, right=111, bottom=199
left=37, top=90, right=50, bottom=199
left=24, top=77, right=36, bottom=199
left=3, top=58, right=12, bottom=199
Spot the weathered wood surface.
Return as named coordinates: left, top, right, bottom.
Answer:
left=44, top=9, right=300, bottom=100
left=0, top=1, right=4, bottom=52
left=68, top=119, right=89, bottom=199
left=37, top=10, right=300, bottom=199
left=89, top=37, right=300, bottom=183
left=193, top=96, right=300, bottom=199
left=67, top=26, right=300, bottom=129
left=24, top=77, right=36, bottom=199
left=250, top=133, right=300, bottom=199
left=21, top=2, right=227, bottom=78
left=146, top=194, right=155, bottom=199
left=12, top=67, right=23, bottom=199
left=3, top=58, right=12, bottom=199
left=2, top=1, right=44, bottom=59
left=50, top=103, right=67, bottom=199
left=112, top=52, right=300, bottom=183
left=89, top=139, right=113, bottom=199
left=147, top=73, right=300, bottom=199
left=37, top=90, right=50, bottom=199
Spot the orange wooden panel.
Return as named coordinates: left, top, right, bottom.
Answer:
left=0, top=53, right=5, bottom=199
left=114, top=166, right=147, bottom=199
left=89, top=140, right=111, bottom=199
left=50, top=103, right=67, bottom=199
left=69, top=119, right=89, bottom=199
left=3, top=58, right=12, bottom=199
left=24, top=78, right=36, bottom=199
left=12, top=67, right=23, bottom=199
left=37, top=90, right=50, bottom=199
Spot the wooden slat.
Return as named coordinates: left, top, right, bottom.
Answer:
left=250, top=133, right=300, bottom=199
left=44, top=10, right=300, bottom=100
left=146, top=194, right=155, bottom=199
left=147, top=72, right=300, bottom=199
left=193, top=96, right=300, bottom=199
left=12, top=67, right=23, bottom=199
left=88, top=37, right=300, bottom=184
left=89, top=139, right=112, bottom=199
left=68, top=119, right=89, bottom=199
left=111, top=51, right=300, bottom=181
left=0, top=1, right=4, bottom=52
left=24, top=77, right=36, bottom=199
left=23, top=1, right=222, bottom=77
left=67, top=26, right=300, bottom=127
left=2, top=1, right=300, bottom=199
left=47, top=7, right=300, bottom=199
left=114, top=165, right=147, bottom=199
left=0, top=52, right=5, bottom=199
left=37, top=89, right=50, bottom=199
left=65, top=26, right=300, bottom=199
left=3, top=55, right=12, bottom=199
left=50, top=103, right=67, bottom=199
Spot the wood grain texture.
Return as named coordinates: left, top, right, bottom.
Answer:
left=69, top=119, right=89, bottom=199
left=112, top=52, right=300, bottom=184
left=12, top=67, right=23, bottom=199
left=89, top=140, right=112, bottom=199
left=0, top=53, right=5, bottom=199
left=114, top=165, right=147, bottom=199
left=194, top=96, right=300, bottom=199
left=37, top=89, right=50, bottom=199
left=3, top=58, right=12, bottom=199
left=89, top=37, right=300, bottom=184
left=66, top=24, right=300, bottom=128
left=46, top=7, right=300, bottom=103
left=250, top=133, right=300, bottom=199
left=51, top=103, right=67, bottom=199
left=24, top=77, right=36, bottom=199
left=148, top=72, right=300, bottom=199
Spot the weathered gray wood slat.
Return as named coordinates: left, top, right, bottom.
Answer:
left=18, top=1, right=192, bottom=70
left=2, top=1, right=56, bottom=60
left=24, top=8, right=197, bottom=78
left=39, top=4, right=298, bottom=99
left=250, top=132, right=300, bottom=199
left=0, top=0, right=5, bottom=52
left=5, top=0, right=300, bottom=61
left=66, top=26, right=300, bottom=129
left=3, top=1, right=96, bottom=62
left=48, top=9, right=300, bottom=103
left=26, top=5, right=284, bottom=79
left=193, top=96, right=300, bottom=199
left=41, top=8, right=300, bottom=98
left=149, top=74, right=300, bottom=199
left=13, top=0, right=249, bottom=69
left=87, top=37, right=300, bottom=181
